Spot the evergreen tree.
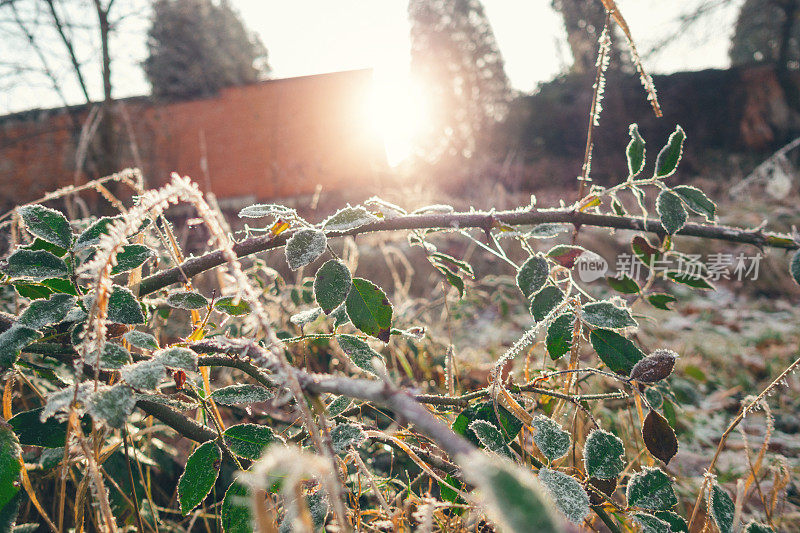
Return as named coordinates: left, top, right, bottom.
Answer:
left=144, top=0, right=270, bottom=99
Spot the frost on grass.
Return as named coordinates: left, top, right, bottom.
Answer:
left=289, top=307, right=322, bottom=327
left=337, top=335, right=383, bottom=375
left=469, top=420, right=513, bottom=458
left=154, top=347, right=198, bottom=372
left=0, top=325, right=42, bottom=368
left=330, top=423, right=367, bottom=453
left=584, top=429, right=626, bottom=480
left=537, top=468, right=590, bottom=525
left=531, top=415, right=570, bottom=462
left=87, top=384, right=135, bottom=428
left=120, top=359, right=167, bottom=390
left=3, top=250, right=69, bottom=280
left=709, top=484, right=736, bottom=533
left=124, top=330, right=159, bottom=351
left=581, top=301, right=637, bottom=329
left=626, top=467, right=677, bottom=511
left=322, top=205, right=378, bottom=233
left=18, top=293, right=76, bottom=331
left=211, top=384, right=274, bottom=405
left=285, top=228, right=327, bottom=270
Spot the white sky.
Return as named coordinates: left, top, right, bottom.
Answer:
left=0, top=0, right=743, bottom=114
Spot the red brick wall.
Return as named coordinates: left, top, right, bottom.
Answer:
left=0, top=69, right=387, bottom=209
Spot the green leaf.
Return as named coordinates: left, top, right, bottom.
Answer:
left=452, top=401, right=522, bottom=448
left=120, top=359, right=166, bottom=390
left=322, top=205, right=378, bottom=232
left=647, top=293, right=677, bottom=310
left=666, top=271, right=715, bottom=290
left=654, top=510, right=689, bottom=532
left=531, top=415, right=570, bottom=461
left=107, top=286, right=146, bottom=324
left=546, top=312, right=574, bottom=360
left=12, top=282, right=54, bottom=300
left=110, top=244, right=154, bottom=275
left=538, top=468, right=590, bottom=525
left=22, top=237, right=67, bottom=257
left=516, top=254, right=550, bottom=298
left=224, top=424, right=281, bottom=460
left=434, top=264, right=466, bottom=298
left=124, top=330, right=159, bottom=350
left=285, top=228, right=327, bottom=270
left=589, top=329, right=645, bottom=375
left=326, top=396, right=352, bottom=418
left=8, top=408, right=66, bottom=447
left=3, top=250, right=68, bottom=280
left=74, top=216, right=123, bottom=250
left=790, top=250, right=800, bottom=286
left=221, top=479, right=252, bottom=533
left=606, top=275, right=639, bottom=294
left=214, top=297, right=251, bottom=316
left=710, top=484, right=736, bottom=533
left=626, top=123, right=646, bottom=177
left=0, top=422, right=22, bottom=510
left=314, top=260, right=352, bottom=314
left=673, top=185, right=716, bottom=221
left=654, top=125, right=685, bottom=178
left=166, top=291, right=208, bottom=310
left=584, top=429, right=625, bottom=480
left=438, top=473, right=465, bottom=507
left=344, top=278, right=392, bottom=342
left=631, top=235, right=661, bottom=268
left=211, top=384, right=274, bottom=405
left=178, top=441, right=222, bottom=515
left=633, top=512, right=671, bottom=533
left=530, top=286, right=564, bottom=322
left=626, top=467, right=677, bottom=510
left=0, top=326, right=42, bottom=368
left=430, top=252, right=474, bottom=278
left=18, top=205, right=72, bottom=249
left=469, top=420, right=513, bottom=458
left=0, top=491, right=21, bottom=532
left=330, top=423, right=367, bottom=453
left=337, top=335, right=384, bottom=375
left=155, top=347, right=197, bottom=372
left=656, top=191, right=687, bottom=235
left=18, top=293, right=76, bottom=331
left=582, top=301, right=637, bottom=329
left=238, top=203, right=295, bottom=219
left=97, top=343, right=132, bottom=370
left=87, top=384, right=136, bottom=428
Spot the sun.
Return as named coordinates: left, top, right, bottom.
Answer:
left=368, top=67, right=428, bottom=167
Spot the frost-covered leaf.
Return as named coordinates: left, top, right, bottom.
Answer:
left=626, top=123, right=646, bottom=177
left=18, top=205, right=72, bottom=249
left=289, top=307, right=322, bottom=327
left=648, top=293, right=677, bottom=310
left=582, top=301, right=637, bottom=329
left=107, top=286, right=146, bottom=324
left=323, top=205, right=378, bottom=232
left=155, top=347, right=197, bottom=372
left=74, top=216, right=122, bottom=250
left=654, top=510, right=688, bottom=532
left=537, top=468, right=590, bottom=525
left=630, top=349, right=678, bottom=383
left=344, top=278, right=392, bottom=342
left=530, top=286, right=564, bottom=322
left=87, top=384, right=135, bottom=428
left=124, top=330, right=159, bottom=350
left=327, top=396, right=352, bottom=417
left=452, top=402, right=522, bottom=448
left=224, top=424, right=282, bottom=460
left=8, top=408, right=67, bottom=448
left=40, top=384, right=91, bottom=422
left=790, top=250, right=800, bottom=286
left=330, top=423, right=367, bottom=453
left=0, top=422, right=22, bottom=510
left=0, top=325, right=42, bottom=368
left=314, top=260, right=352, bottom=314
left=364, top=196, right=406, bottom=218
left=656, top=191, right=687, bottom=235
left=546, top=312, right=574, bottom=360
left=166, top=291, right=208, bottom=310
left=238, top=203, right=295, bottom=219
left=178, top=441, right=222, bottom=515
left=743, top=522, right=775, bottom=533
left=221, top=478, right=252, bottom=533
left=279, top=490, right=329, bottom=533
left=120, top=359, right=166, bottom=390
left=111, top=244, right=154, bottom=275
left=626, top=467, right=677, bottom=510
left=18, top=293, right=75, bottom=331
left=516, top=254, right=549, bottom=298
left=584, top=429, right=625, bottom=480
left=337, top=334, right=383, bottom=375
left=3, top=250, right=68, bottom=280
left=330, top=303, right=350, bottom=329
left=642, top=410, right=678, bottom=465
left=211, top=384, right=274, bottom=405
left=633, top=512, right=671, bottom=533
left=673, top=185, right=716, bottom=221
left=590, top=329, right=645, bottom=375
left=710, top=484, right=736, bottom=533
left=654, top=125, right=685, bottom=178
left=434, top=263, right=465, bottom=297
left=531, top=416, right=570, bottom=462
left=96, top=342, right=132, bottom=370
left=412, top=204, right=453, bottom=215
left=214, top=296, right=251, bottom=316
left=21, top=237, right=67, bottom=257
left=285, top=228, right=327, bottom=270
left=469, top=420, right=513, bottom=458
